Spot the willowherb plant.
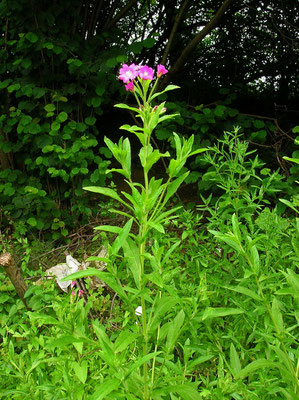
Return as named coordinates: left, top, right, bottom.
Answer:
left=64, top=63, right=207, bottom=399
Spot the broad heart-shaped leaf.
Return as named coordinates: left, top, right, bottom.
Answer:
left=83, top=186, right=134, bottom=211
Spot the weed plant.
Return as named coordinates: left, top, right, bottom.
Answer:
left=0, top=64, right=298, bottom=399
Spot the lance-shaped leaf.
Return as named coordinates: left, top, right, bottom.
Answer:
left=148, top=84, right=180, bottom=102
left=84, top=186, right=134, bottom=212
left=114, top=103, right=140, bottom=113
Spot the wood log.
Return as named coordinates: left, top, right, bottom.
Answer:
left=0, top=252, right=29, bottom=308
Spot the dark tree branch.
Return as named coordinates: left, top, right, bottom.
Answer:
left=160, top=0, right=191, bottom=66
left=105, top=0, right=139, bottom=31
left=165, top=0, right=236, bottom=84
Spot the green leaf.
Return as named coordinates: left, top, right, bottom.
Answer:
left=111, top=218, right=133, bottom=255
left=57, top=112, right=68, bottom=123
left=122, top=237, right=142, bottom=289
left=148, top=296, right=178, bottom=334
left=149, top=85, right=180, bottom=101
left=225, top=286, right=261, bottom=301
left=90, top=379, right=120, bottom=400
left=44, top=104, right=56, bottom=112
left=164, top=172, right=189, bottom=204
left=27, top=217, right=37, bottom=227
left=114, top=103, right=140, bottom=113
left=202, top=307, right=244, bottom=320
left=73, top=361, right=88, bottom=384
left=209, top=230, right=243, bottom=253
left=235, top=359, right=277, bottom=380
left=148, top=221, right=165, bottom=234
left=143, top=37, right=155, bottom=48
left=232, top=213, right=242, bottom=242
left=153, top=384, right=201, bottom=400
left=123, top=352, right=161, bottom=379
left=26, top=32, right=38, bottom=43
left=283, top=156, right=299, bottom=165
left=271, top=297, right=284, bottom=335
left=85, top=117, right=96, bottom=126
left=113, top=331, right=137, bottom=353
left=62, top=268, right=127, bottom=301
left=253, top=119, right=265, bottom=129
left=166, top=309, right=185, bottom=353
left=279, top=199, right=298, bottom=214
left=230, top=343, right=242, bottom=376
left=214, top=105, right=226, bottom=117
left=83, top=186, right=133, bottom=210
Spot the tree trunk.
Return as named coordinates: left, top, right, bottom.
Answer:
left=0, top=252, right=30, bottom=308
left=163, top=0, right=236, bottom=86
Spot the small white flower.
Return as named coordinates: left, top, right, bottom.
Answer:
left=135, top=306, right=142, bottom=316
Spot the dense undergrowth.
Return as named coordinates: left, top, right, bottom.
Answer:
left=0, top=188, right=298, bottom=399
left=1, top=64, right=298, bottom=399
left=1, top=128, right=298, bottom=399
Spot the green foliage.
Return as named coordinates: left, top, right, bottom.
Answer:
left=0, top=0, right=136, bottom=239
left=1, top=119, right=298, bottom=398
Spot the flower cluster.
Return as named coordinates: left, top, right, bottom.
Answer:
left=118, top=63, right=168, bottom=92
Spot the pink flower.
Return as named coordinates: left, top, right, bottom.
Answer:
left=78, top=289, right=84, bottom=296
left=71, top=290, right=75, bottom=296
left=125, top=81, right=134, bottom=92
left=71, top=281, right=76, bottom=287
left=118, top=64, right=139, bottom=83
left=138, top=65, right=154, bottom=81
left=153, top=105, right=167, bottom=113
left=157, top=65, right=168, bottom=78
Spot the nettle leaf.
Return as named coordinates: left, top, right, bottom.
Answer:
left=57, top=112, right=68, bottom=123
left=214, top=105, right=226, bottom=117
left=27, top=217, right=37, bottom=227
left=44, top=104, right=56, bottom=112
left=85, top=117, right=96, bottom=126
left=25, top=32, right=38, bottom=43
